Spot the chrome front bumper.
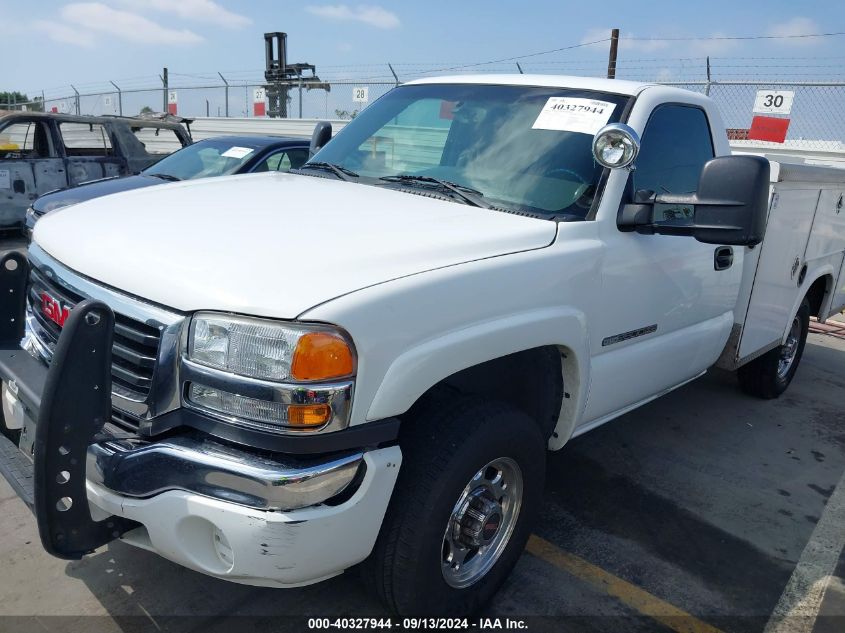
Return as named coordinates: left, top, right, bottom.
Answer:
left=86, top=435, right=364, bottom=511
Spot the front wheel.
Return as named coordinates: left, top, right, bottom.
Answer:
left=362, top=398, right=546, bottom=616
left=738, top=297, right=810, bottom=399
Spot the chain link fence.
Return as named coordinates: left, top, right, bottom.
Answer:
left=4, top=77, right=844, bottom=154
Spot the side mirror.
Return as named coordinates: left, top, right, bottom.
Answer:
left=309, top=121, right=332, bottom=157
left=618, top=155, right=770, bottom=246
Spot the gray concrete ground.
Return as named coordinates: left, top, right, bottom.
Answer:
left=0, top=330, right=843, bottom=633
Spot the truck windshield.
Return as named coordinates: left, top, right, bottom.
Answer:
left=144, top=139, right=262, bottom=181
left=313, top=83, right=631, bottom=219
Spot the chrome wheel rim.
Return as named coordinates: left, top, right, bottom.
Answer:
left=778, top=316, right=801, bottom=379
left=441, top=457, right=523, bottom=589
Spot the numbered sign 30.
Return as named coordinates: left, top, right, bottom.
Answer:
left=353, top=87, right=369, bottom=103
left=753, top=90, right=794, bottom=116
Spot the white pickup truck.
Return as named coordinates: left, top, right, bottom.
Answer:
left=1, top=75, right=845, bottom=616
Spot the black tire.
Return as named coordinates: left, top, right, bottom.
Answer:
left=738, top=297, right=810, bottom=399
left=362, top=397, right=546, bottom=616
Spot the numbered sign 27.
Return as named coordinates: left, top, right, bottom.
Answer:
left=753, top=90, right=794, bottom=116
left=253, top=87, right=266, bottom=117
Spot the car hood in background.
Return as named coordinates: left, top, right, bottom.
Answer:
left=32, top=175, right=163, bottom=215
left=33, top=172, right=556, bottom=319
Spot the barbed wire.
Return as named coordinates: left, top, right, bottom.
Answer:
left=23, top=55, right=845, bottom=99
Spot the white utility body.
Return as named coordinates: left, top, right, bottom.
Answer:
left=724, top=161, right=845, bottom=365
left=1, top=75, right=844, bottom=616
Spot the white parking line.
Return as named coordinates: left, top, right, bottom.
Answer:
left=764, top=468, right=845, bottom=633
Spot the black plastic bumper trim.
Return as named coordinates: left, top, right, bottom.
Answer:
left=0, top=348, right=46, bottom=414
left=148, top=407, right=401, bottom=455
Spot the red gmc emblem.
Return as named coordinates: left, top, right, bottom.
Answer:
left=41, top=292, right=71, bottom=327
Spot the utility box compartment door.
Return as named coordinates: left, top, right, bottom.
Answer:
left=738, top=188, right=818, bottom=360
left=806, top=189, right=845, bottom=318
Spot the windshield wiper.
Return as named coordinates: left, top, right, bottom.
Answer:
left=378, top=175, right=492, bottom=209
left=147, top=173, right=181, bottom=182
left=294, top=161, right=359, bottom=182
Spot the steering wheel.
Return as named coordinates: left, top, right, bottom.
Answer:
left=544, top=167, right=589, bottom=185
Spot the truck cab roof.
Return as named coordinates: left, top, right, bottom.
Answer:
left=405, top=74, right=656, bottom=96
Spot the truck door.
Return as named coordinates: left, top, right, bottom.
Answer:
left=57, top=121, right=125, bottom=186
left=0, top=118, right=67, bottom=228
left=583, top=104, right=743, bottom=424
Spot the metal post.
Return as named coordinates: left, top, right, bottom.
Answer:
left=705, top=56, right=712, bottom=96
left=70, top=85, right=80, bottom=114
left=109, top=81, right=122, bottom=116
left=298, top=75, right=303, bottom=118
left=388, top=63, right=400, bottom=86
left=12, top=93, right=16, bottom=110
left=218, top=72, right=229, bottom=117
left=206, top=100, right=210, bottom=117
left=41, top=90, right=45, bottom=113
left=516, top=62, right=524, bottom=74
left=607, top=28, right=619, bottom=79
left=161, top=67, right=168, bottom=113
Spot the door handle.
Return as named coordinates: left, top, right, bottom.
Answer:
left=714, top=246, right=734, bottom=271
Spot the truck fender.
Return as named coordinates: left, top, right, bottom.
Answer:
left=365, top=306, right=590, bottom=446
left=785, top=266, right=835, bottom=341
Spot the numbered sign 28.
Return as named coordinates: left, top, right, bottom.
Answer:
left=353, top=87, right=369, bottom=103
left=753, top=90, right=794, bottom=115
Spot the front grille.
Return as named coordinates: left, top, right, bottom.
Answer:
left=27, top=266, right=163, bottom=422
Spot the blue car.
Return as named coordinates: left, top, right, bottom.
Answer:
left=25, top=135, right=310, bottom=237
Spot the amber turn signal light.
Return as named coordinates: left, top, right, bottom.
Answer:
left=287, top=403, right=332, bottom=427
left=291, top=332, right=354, bottom=381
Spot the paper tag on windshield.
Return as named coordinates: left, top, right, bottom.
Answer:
left=532, top=97, right=616, bottom=135
left=221, top=146, right=254, bottom=159
left=0, top=170, right=9, bottom=189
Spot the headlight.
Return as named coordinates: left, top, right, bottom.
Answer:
left=184, top=313, right=355, bottom=433
left=188, top=313, right=354, bottom=383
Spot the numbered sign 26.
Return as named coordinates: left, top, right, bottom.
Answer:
left=753, top=90, right=794, bottom=115
left=353, top=87, right=369, bottom=103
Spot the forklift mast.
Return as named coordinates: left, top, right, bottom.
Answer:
left=263, top=32, right=330, bottom=118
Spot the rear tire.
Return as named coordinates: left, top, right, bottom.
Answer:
left=738, top=297, right=810, bottom=399
left=362, top=397, right=546, bottom=616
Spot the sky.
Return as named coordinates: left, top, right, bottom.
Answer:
left=4, top=0, right=845, bottom=92
left=2, top=0, right=845, bottom=126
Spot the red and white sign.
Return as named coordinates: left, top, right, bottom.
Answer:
left=748, top=115, right=790, bottom=144
left=167, top=90, right=178, bottom=115
left=253, top=87, right=266, bottom=117
left=753, top=90, right=794, bottom=116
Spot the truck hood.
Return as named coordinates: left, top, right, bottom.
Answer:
left=33, top=172, right=556, bottom=318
